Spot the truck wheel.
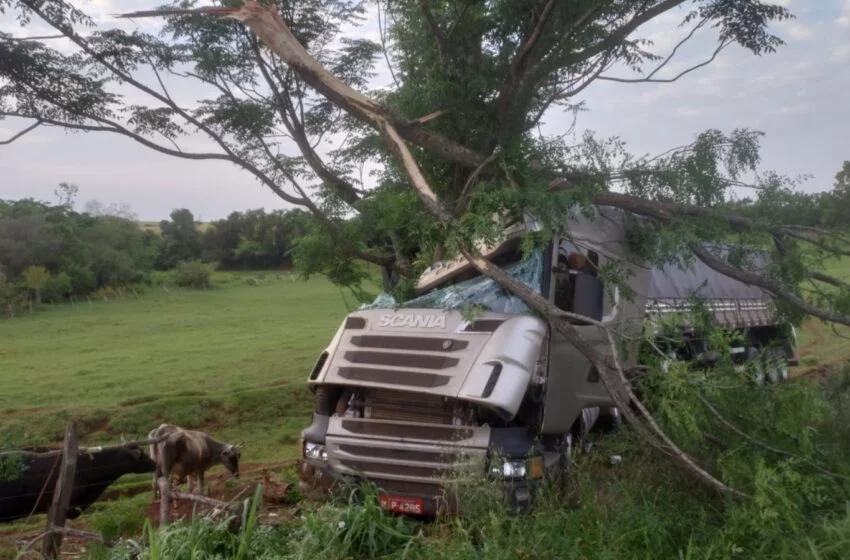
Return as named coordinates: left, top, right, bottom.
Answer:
left=744, top=346, right=765, bottom=385
left=542, top=433, right=573, bottom=493
left=764, top=348, right=789, bottom=383
left=595, top=406, right=622, bottom=432
left=554, top=433, right=573, bottom=492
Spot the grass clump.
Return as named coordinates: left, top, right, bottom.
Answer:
left=289, top=484, right=416, bottom=559
left=90, top=493, right=150, bottom=542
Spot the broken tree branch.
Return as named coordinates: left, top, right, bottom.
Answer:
left=690, top=244, right=850, bottom=328
left=461, top=249, right=747, bottom=497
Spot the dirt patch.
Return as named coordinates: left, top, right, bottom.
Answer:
left=800, top=363, right=841, bottom=382
left=145, top=466, right=299, bottom=527
left=78, top=415, right=112, bottom=436
left=172, top=390, right=209, bottom=398
left=119, top=395, right=160, bottom=407
left=807, top=319, right=828, bottom=347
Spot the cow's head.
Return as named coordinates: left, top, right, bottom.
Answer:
left=120, top=444, right=157, bottom=473
left=221, top=444, right=241, bottom=479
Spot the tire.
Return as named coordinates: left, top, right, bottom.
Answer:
left=594, top=406, right=623, bottom=433
left=763, top=348, right=789, bottom=383
left=744, top=346, right=766, bottom=385
left=542, top=433, right=573, bottom=493
left=553, top=433, right=573, bottom=493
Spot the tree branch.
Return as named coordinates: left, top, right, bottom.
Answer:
left=23, top=1, right=301, bottom=207
left=118, top=2, right=489, bottom=173
left=2, top=34, right=66, bottom=42
left=598, top=40, right=731, bottom=83
left=455, top=152, right=498, bottom=214
left=377, top=0, right=401, bottom=87
left=250, top=39, right=362, bottom=206
left=460, top=247, right=747, bottom=497
left=493, top=0, right=560, bottom=130
left=605, top=16, right=709, bottom=82
left=690, top=244, right=850, bottom=328
left=569, top=0, right=689, bottom=64
left=419, top=0, right=448, bottom=60
left=0, top=119, right=42, bottom=145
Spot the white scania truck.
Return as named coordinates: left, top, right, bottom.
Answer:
left=297, top=205, right=798, bottom=516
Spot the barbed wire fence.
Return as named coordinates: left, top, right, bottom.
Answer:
left=2, top=421, right=256, bottom=558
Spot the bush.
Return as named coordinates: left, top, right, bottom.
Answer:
left=42, top=271, right=72, bottom=303
left=173, top=260, right=212, bottom=289
left=66, top=264, right=97, bottom=295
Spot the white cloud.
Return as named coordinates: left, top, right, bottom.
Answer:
left=831, top=43, right=850, bottom=61
left=838, top=0, right=850, bottom=26
left=777, top=103, right=812, bottom=115
left=776, top=20, right=815, bottom=40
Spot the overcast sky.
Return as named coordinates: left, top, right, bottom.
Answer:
left=1, top=0, right=848, bottom=221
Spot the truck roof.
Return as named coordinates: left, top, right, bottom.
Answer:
left=647, top=246, right=771, bottom=302
left=416, top=205, right=776, bottom=305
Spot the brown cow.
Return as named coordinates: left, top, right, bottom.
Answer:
left=148, top=424, right=241, bottom=497
left=148, top=423, right=183, bottom=499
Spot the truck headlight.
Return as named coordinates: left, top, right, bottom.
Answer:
left=489, top=459, right=526, bottom=478
left=488, top=455, right=543, bottom=480
left=303, top=441, right=327, bottom=461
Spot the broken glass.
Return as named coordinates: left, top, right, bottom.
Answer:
left=360, top=250, right=544, bottom=314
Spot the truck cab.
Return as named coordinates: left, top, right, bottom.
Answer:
left=297, top=211, right=641, bottom=515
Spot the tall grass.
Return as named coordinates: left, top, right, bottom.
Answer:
left=95, top=364, right=850, bottom=560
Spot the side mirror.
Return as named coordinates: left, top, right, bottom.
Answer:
left=571, top=273, right=604, bottom=322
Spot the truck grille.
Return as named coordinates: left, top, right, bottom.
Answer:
left=356, top=388, right=471, bottom=426
left=326, top=434, right=485, bottom=491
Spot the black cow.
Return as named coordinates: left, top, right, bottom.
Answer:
left=0, top=444, right=155, bottom=523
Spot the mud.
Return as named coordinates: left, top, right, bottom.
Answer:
left=0, top=460, right=301, bottom=558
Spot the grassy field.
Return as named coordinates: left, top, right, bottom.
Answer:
left=2, top=260, right=850, bottom=559
left=0, top=271, right=354, bottom=462
left=794, top=256, right=850, bottom=372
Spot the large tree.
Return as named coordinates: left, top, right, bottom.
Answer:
left=3, top=0, right=850, bottom=493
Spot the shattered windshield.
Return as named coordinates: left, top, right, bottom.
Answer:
left=361, top=250, right=544, bottom=314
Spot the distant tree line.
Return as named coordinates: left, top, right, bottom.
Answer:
left=728, top=161, right=850, bottom=229
left=0, top=184, right=316, bottom=314
left=0, top=196, right=159, bottom=310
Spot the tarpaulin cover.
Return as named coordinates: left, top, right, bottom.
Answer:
left=361, top=250, right=545, bottom=314
left=647, top=245, right=771, bottom=301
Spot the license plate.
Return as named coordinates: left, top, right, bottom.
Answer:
left=378, top=494, right=424, bottom=515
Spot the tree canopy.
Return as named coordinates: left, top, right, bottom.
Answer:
left=3, top=0, right=850, bottom=493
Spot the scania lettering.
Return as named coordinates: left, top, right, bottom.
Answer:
left=377, top=313, right=447, bottom=329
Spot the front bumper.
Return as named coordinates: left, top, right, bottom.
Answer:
left=299, top=456, right=540, bottom=517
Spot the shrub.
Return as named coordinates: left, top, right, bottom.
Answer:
left=66, top=264, right=97, bottom=295
left=42, top=271, right=72, bottom=303
left=173, top=260, right=212, bottom=289
left=22, top=265, right=50, bottom=304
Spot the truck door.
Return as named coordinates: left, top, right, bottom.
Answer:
left=540, top=239, right=617, bottom=435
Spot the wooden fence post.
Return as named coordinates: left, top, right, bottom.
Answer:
left=43, top=421, right=78, bottom=559
left=158, top=476, right=170, bottom=527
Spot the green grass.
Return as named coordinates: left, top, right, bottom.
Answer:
left=793, top=256, right=850, bottom=373
left=0, top=272, right=354, bottom=462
